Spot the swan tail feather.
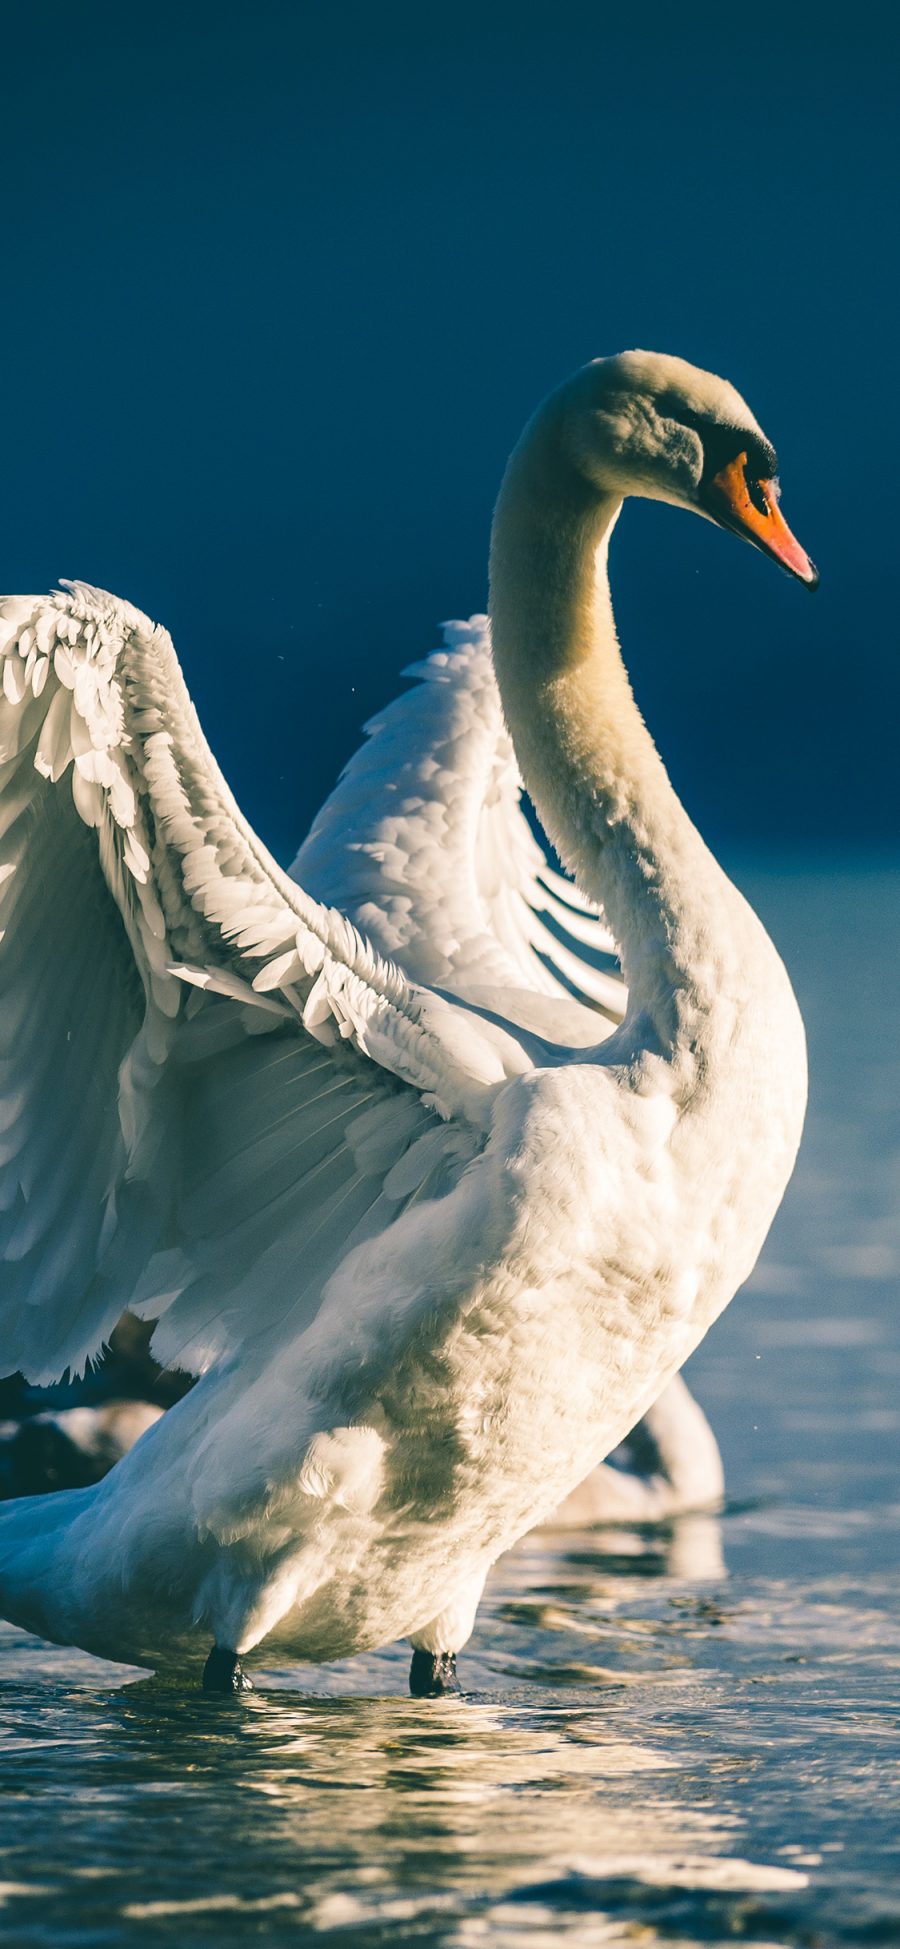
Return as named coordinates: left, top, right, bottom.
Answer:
left=0, top=1485, right=96, bottom=1647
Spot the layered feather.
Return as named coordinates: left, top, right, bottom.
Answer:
left=294, top=618, right=627, bottom=1037
left=0, top=586, right=521, bottom=1380
left=0, top=590, right=632, bottom=1385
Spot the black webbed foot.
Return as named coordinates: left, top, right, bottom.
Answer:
left=202, top=1646, right=253, bottom=1695
left=409, top=1649, right=459, bottom=1698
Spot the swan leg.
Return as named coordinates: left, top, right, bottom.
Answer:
left=409, top=1648, right=459, bottom=1697
left=407, top=1564, right=487, bottom=1698
left=202, top=1646, right=253, bottom=1695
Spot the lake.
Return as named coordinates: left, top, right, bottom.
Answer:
left=1, top=864, right=898, bottom=1947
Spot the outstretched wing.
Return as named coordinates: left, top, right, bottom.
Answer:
left=293, top=618, right=627, bottom=1046
left=0, top=586, right=515, bottom=1384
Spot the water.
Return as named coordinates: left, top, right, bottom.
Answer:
left=1, top=865, right=898, bottom=1947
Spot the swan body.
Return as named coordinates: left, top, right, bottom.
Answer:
left=0, top=351, right=810, bottom=1680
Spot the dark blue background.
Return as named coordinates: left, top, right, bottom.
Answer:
left=3, top=1, right=896, bottom=860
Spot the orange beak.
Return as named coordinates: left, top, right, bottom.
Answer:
left=705, top=452, right=818, bottom=589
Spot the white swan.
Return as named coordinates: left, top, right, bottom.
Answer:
left=550, top=1371, right=725, bottom=1527
left=0, top=350, right=812, bottom=1694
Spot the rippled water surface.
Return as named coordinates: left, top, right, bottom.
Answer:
left=2, top=867, right=898, bottom=1946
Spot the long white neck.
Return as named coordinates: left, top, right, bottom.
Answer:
left=489, top=411, right=746, bottom=1048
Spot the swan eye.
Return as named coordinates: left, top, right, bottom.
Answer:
left=745, top=472, right=770, bottom=517
left=744, top=467, right=782, bottom=518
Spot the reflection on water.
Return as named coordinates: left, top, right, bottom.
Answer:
left=1, top=868, right=898, bottom=1946
left=2, top=1509, right=897, bottom=1947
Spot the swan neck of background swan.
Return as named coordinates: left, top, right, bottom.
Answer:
left=489, top=435, right=760, bottom=1045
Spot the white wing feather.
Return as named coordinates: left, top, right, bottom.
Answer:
left=293, top=618, right=627, bottom=1041
left=0, top=586, right=515, bottom=1383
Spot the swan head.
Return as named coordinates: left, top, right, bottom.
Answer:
left=558, top=350, right=818, bottom=588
